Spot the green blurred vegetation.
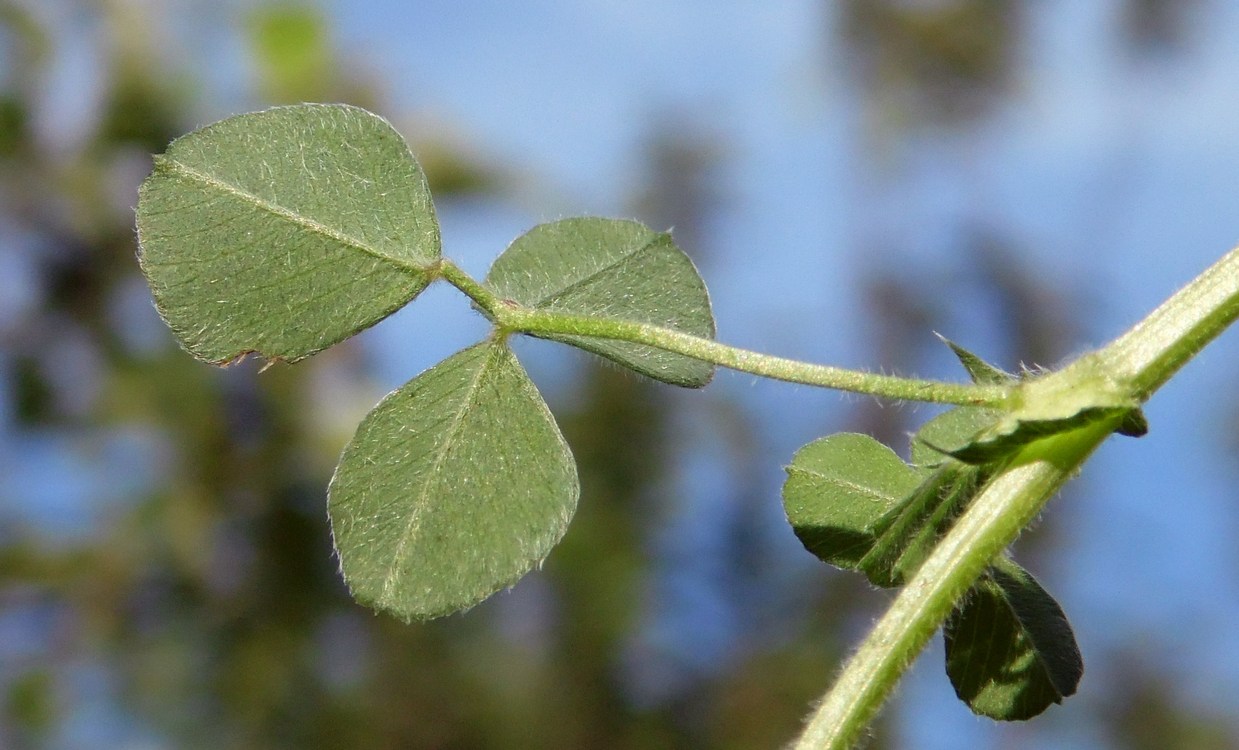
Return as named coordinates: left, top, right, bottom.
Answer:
left=0, top=1, right=1234, bottom=748
left=0, top=3, right=841, bottom=748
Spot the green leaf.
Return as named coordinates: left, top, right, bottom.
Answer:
left=783, top=433, right=927, bottom=570
left=484, top=217, right=716, bottom=387
left=938, top=335, right=1014, bottom=385
left=946, top=408, right=1132, bottom=464
left=947, top=404, right=1140, bottom=464
left=784, top=432, right=991, bottom=588
left=137, top=103, right=440, bottom=365
left=910, top=407, right=1001, bottom=467
left=859, top=464, right=983, bottom=587
left=945, top=361, right=1145, bottom=464
left=910, top=340, right=1012, bottom=464
left=944, top=557, right=1083, bottom=720
left=328, top=339, right=578, bottom=621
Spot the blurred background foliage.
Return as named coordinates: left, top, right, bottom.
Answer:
left=1, top=1, right=1237, bottom=748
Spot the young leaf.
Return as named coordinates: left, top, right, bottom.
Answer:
left=946, top=404, right=1142, bottom=464
left=783, top=433, right=927, bottom=570
left=946, top=362, right=1146, bottom=464
left=484, top=217, right=716, bottom=387
left=859, top=464, right=983, bottom=588
left=910, top=407, right=1001, bottom=467
left=137, top=103, right=440, bottom=364
left=944, top=556, right=1083, bottom=720
left=328, top=339, right=578, bottom=621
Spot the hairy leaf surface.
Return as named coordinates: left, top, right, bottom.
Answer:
left=947, top=361, right=1146, bottom=463
left=137, top=103, right=440, bottom=364
left=328, top=340, right=578, bottom=621
left=911, top=407, right=1001, bottom=467
left=860, top=465, right=984, bottom=587
left=945, top=557, right=1083, bottom=720
left=783, top=433, right=926, bottom=570
left=485, top=217, right=716, bottom=387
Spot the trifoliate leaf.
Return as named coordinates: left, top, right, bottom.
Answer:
left=484, top=217, right=716, bottom=387
left=137, top=103, right=440, bottom=364
left=938, top=335, right=1014, bottom=385
left=328, top=339, right=578, bottom=621
left=783, top=433, right=927, bottom=570
left=945, top=556, right=1083, bottom=720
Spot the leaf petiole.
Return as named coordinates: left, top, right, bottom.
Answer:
left=439, top=259, right=1011, bottom=407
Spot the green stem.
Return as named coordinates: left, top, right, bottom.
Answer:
left=1096, top=245, right=1239, bottom=398
left=795, top=420, right=1113, bottom=750
left=795, top=243, right=1239, bottom=750
left=437, top=259, right=1008, bottom=407
left=437, top=258, right=500, bottom=317
left=509, top=308, right=1004, bottom=404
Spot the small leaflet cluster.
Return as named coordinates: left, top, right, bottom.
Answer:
left=783, top=344, right=1092, bottom=721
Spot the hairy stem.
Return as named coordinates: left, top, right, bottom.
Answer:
left=1096, top=244, right=1239, bottom=398
left=436, top=258, right=499, bottom=316
left=795, top=420, right=1113, bottom=750
left=438, top=259, right=1008, bottom=406
left=795, top=243, right=1239, bottom=750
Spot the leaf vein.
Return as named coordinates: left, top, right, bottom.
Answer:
left=377, top=345, right=499, bottom=605
left=158, top=158, right=428, bottom=276
left=525, top=234, right=662, bottom=308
